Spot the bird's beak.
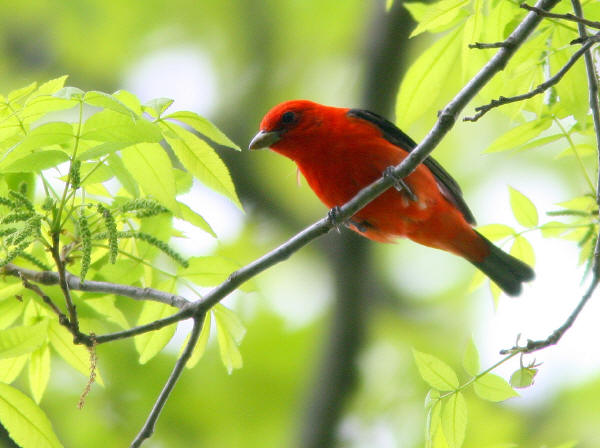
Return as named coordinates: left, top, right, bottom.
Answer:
left=248, top=130, right=282, bottom=150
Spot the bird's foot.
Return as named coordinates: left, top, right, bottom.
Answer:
left=383, top=166, right=417, bottom=201
left=327, top=206, right=345, bottom=233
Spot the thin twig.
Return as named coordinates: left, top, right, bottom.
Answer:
left=500, top=275, right=599, bottom=354
left=3, top=263, right=190, bottom=309
left=464, top=32, right=599, bottom=122
left=130, top=314, right=204, bottom=448
left=19, top=273, right=70, bottom=328
left=50, top=232, right=80, bottom=337
left=571, top=0, right=600, bottom=277
left=469, top=41, right=511, bottom=49
left=521, top=3, right=600, bottom=29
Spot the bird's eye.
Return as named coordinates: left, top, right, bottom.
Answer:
left=281, top=111, right=296, bottom=124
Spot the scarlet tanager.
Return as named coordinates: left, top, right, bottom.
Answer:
left=249, top=100, right=534, bottom=296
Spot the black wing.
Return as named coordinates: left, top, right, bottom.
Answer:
left=347, top=109, right=476, bottom=225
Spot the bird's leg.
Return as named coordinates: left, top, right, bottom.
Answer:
left=327, top=206, right=345, bottom=233
left=383, top=166, right=417, bottom=202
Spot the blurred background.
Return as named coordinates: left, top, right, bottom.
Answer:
left=1, top=0, right=599, bottom=447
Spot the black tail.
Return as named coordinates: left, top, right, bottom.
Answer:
left=470, top=231, right=535, bottom=296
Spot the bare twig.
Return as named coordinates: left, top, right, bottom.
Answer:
left=3, top=263, right=190, bottom=309
left=571, top=0, right=600, bottom=277
left=521, top=3, right=600, bottom=29
left=464, top=32, right=599, bottom=122
left=50, top=232, right=80, bottom=337
left=469, top=41, right=511, bottom=49
left=130, top=314, right=204, bottom=448
left=500, top=275, right=599, bottom=354
left=19, top=273, right=69, bottom=327
left=499, top=0, right=600, bottom=356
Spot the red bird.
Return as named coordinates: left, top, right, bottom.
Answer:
left=249, top=100, right=534, bottom=296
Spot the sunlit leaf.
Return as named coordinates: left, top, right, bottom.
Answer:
left=84, top=91, right=136, bottom=117
left=413, top=349, right=459, bottom=391
left=539, top=221, right=570, bottom=238
left=162, top=123, right=242, bottom=209
left=396, top=27, right=462, bottom=128
left=441, top=392, right=467, bottom=448
left=29, top=343, right=51, bottom=404
left=121, top=143, right=179, bottom=212
left=0, top=299, right=23, bottom=330
left=510, top=235, right=535, bottom=266
left=185, top=256, right=241, bottom=286
left=0, top=355, right=28, bottom=383
left=476, top=224, right=514, bottom=241
left=509, top=187, right=538, bottom=227
left=0, top=382, right=63, bottom=448
left=485, top=119, right=552, bottom=153
left=473, top=373, right=518, bottom=401
left=184, top=312, right=212, bottom=369
left=48, top=321, right=104, bottom=386
left=3, top=150, right=70, bottom=173
left=462, top=338, right=479, bottom=376
left=81, top=110, right=162, bottom=144
left=426, top=397, right=442, bottom=448
left=0, top=321, right=48, bottom=360
left=213, top=305, right=245, bottom=374
left=405, top=0, right=467, bottom=38
left=143, top=98, right=174, bottom=118
left=8, top=82, right=37, bottom=103
left=510, top=367, right=537, bottom=388
left=134, top=301, right=177, bottom=364
left=164, top=111, right=241, bottom=150
left=175, top=201, right=216, bottom=237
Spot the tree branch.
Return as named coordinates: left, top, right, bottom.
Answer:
left=500, top=275, right=599, bottom=354
left=464, top=32, right=600, bottom=122
left=50, top=232, right=80, bottom=337
left=499, top=0, right=600, bottom=356
left=130, top=314, right=204, bottom=448
left=521, top=2, right=600, bottom=29
left=2, top=263, right=191, bottom=309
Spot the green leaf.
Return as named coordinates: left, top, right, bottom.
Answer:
left=0, top=299, right=23, bottom=330
left=509, top=187, right=538, bottom=227
left=84, top=91, right=136, bottom=117
left=134, top=301, right=177, bottom=364
left=0, top=283, right=25, bottom=302
left=106, top=153, right=140, bottom=197
left=29, top=343, right=51, bottom=404
left=32, top=76, right=68, bottom=97
left=540, top=221, right=570, bottom=238
left=441, top=392, right=467, bottom=448
left=21, top=96, right=78, bottom=121
left=184, top=256, right=241, bottom=286
left=0, top=355, right=28, bottom=383
left=426, top=397, right=442, bottom=448
left=510, top=367, right=537, bottom=388
left=0, top=321, right=48, bottom=359
left=0, top=383, right=64, bottom=448
left=213, top=305, right=245, bottom=374
left=8, top=82, right=37, bottom=103
left=462, top=338, right=479, bottom=376
left=407, top=0, right=468, bottom=38
left=413, top=349, right=459, bottom=391
left=53, top=86, right=84, bottom=100
left=473, top=373, right=518, bottom=401
left=476, top=224, right=515, bottom=242
left=48, top=321, right=104, bottom=386
left=113, top=90, right=143, bottom=115
left=185, top=312, right=212, bottom=369
left=510, top=235, right=535, bottom=266
left=0, top=122, right=73, bottom=170
left=2, top=150, right=70, bottom=173
left=485, top=119, right=552, bottom=153
left=164, top=111, right=241, bottom=150
left=175, top=201, right=216, bottom=237
left=84, top=297, right=129, bottom=329
left=81, top=110, right=162, bottom=144
left=143, top=98, right=174, bottom=117
left=162, top=123, right=242, bottom=209
left=121, top=143, right=179, bottom=212
left=396, top=26, right=462, bottom=128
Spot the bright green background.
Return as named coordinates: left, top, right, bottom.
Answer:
left=1, top=1, right=599, bottom=447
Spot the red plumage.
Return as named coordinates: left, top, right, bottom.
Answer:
left=250, top=100, right=534, bottom=295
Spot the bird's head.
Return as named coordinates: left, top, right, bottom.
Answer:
left=248, top=100, right=327, bottom=155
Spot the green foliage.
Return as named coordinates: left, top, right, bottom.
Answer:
left=0, top=77, right=247, bottom=445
